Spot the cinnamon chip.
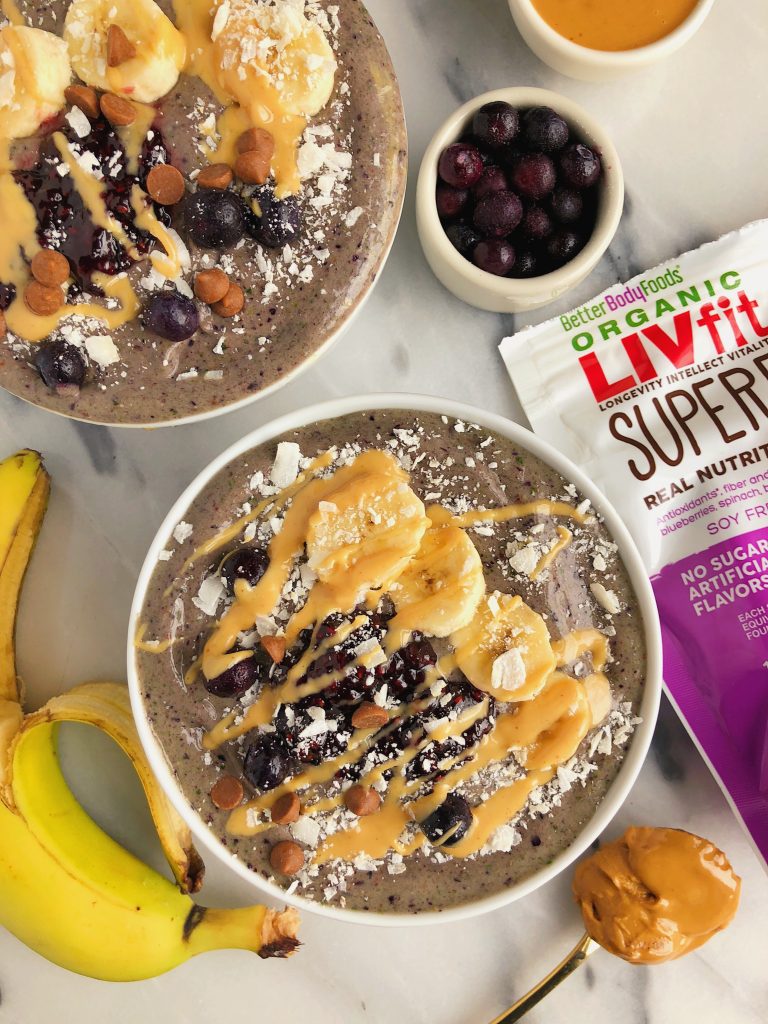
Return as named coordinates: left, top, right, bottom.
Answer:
left=261, top=635, right=286, bottom=664
left=146, top=164, right=185, bottom=206
left=210, top=775, right=244, bottom=811
left=234, top=150, right=270, bottom=186
left=270, top=793, right=301, bottom=825
left=107, top=25, right=137, bottom=67
left=344, top=785, right=382, bottom=817
left=197, top=163, right=234, bottom=190
left=64, top=84, right=100, bottom=120
left=351, top=702, right=389, bottom=730
left=212, top=282, right=244, bottom=318
left=269, top=840, right=304, bottom=876
left=194, top=268, right=230, bottom=304
left=100, top=93, right=136, bottom=126
left=24, top=281, right=64, bottom=316
left=31, top=250, right=69, bottom=288
left=236, top=127, right=275, bottom=159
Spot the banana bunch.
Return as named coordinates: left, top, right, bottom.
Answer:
left=0, top=449, right=299, bottom=981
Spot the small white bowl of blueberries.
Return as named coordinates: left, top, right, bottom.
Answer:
left=416, top=87, right=624, bottom=313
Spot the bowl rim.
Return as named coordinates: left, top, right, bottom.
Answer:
left=509, top=0, right=715, bottom=67
left=127, top=392, right=662, bottom=927
left=416, top=86, right=624, bottom=302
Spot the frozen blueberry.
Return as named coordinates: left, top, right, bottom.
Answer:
left=471, top=101, right=520, bottom=150
left=559, top=143, right=602, bottom=189
left=520, top=205, right=553, bottom=241
left=186, top=190, right=245, bottom=248
left=444, top=223, right=481, bottom=257
left=420, top=794, right=474, bottom=847
left=512, top=250, right=539, bottom=278
left=246, top=187, right=302, bottom=248
left=33, top=340, right=86, bottom=389
left=472, top=166, right=508, bottom=200
left=143, top=292, right=199, bottom=342
left=472, top=190, right=523, bottom=237
left=546, top=228, right=585, bottom=266
left=436, top=183, right=469, bottom=220
left=243, top=733, right=293, bottom=791
left=522, top=106, right=569, bottom=153
left=220, top=546, right=269, bottom=591
left=473, top=238, right=516, bottom=276
left=437, top=143, right=484, bottom=189
left=204, top=656, right=260, bottom=699
left=550, top=186, right=584, bottom=224
left=511, top=153, right=556, bottom=200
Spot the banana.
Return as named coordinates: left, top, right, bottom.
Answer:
left=0, top=448, right=299, bottom=981
left=0, top=26, right=71, bottom=140
left=452, top=591, right=557, bottom=702
left=64, top=0, right=186, bottom=104
left=389, top=524, right=485, bottom=639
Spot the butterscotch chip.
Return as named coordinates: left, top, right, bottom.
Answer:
left=197, top=163, right=234, bottom=190
left=64, top=84, right=100, bottom=120
left=236, top=127, right=275, bottom=159
left=344, top=785, right=381, bottom=817
left=31, top=250, right=69, bottom=288
left=351, top=702, right=389, bottom=730
left=212, top=281, right=245, bottom=318
left=261, top=635, right=286, bottom=664
left=210, top=775, right=244, bottom=811
left=100, top=93, right=136, bottom=126
left=146, top=164, right=185, bottom=206
left=194, top=268, right=229, bottom=304
left=269, top=840, right=304, bottom=876
left=271, top=793, right=301, bottom=825
left=235, top=150, right=270, bottom=186
left=107, top=24, right=137, bottom=67
left=24, top=281, right=64, bottom=316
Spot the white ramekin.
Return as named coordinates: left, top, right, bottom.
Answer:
left=127, top=393, right=662, bottom=927
left=416, top=88, right=624, bottom=314
left=509, top=0, right=715, bottom=81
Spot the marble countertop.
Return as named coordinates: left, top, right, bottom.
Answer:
left=1, top=1, right=767, bottom=1021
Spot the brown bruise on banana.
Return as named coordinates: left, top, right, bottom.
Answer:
left=191, top=449, right=615, bottom=866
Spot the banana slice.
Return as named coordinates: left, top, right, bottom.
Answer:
left=306, top=472, right=429, bottom=597
left=64, top=0, right=186, bottom=104
left=212, top=0, right=336, bottom=118
left=0, top=26, right=71, bottom=140
left=389, top=525, right=485, bottom=639
left=452, top=591, right=556, bottom=702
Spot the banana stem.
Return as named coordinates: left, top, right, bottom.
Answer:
left=184, top=905, right=300, bottom=960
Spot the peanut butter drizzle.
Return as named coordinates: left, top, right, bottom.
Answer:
left=553, top=629, right=610, bottom=672
left=118, top=103, right=157, bottom=176
left=429, top=499, right=589, bottom=529
left=1, top=1, right=23, bottom=26
left=531, top=526, right=573, bottom=580
left=130, top=184, right=183, bottom=278
left=573, top=827, right=741, bottom=963
left=133, top=622, right=175, bottom=654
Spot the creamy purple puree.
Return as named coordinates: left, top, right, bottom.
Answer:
left=0, top=1, right=406, bottom=424
left=135, top=410, right=647, bottom=914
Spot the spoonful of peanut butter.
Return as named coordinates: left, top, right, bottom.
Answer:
left=490, top=826, right=741, bottom=1022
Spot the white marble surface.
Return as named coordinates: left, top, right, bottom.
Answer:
left=1, top=1, right=767, bottom=1021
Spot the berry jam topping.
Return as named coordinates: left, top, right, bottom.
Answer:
left=219, top=546, right=270, bottom=591
left=471, top=101, right=520, bottom=150
left=33, top=339, right=86, bottom=389
left=522, top=106, right=569, bottom=153
left=245, top=186, right=302, bottom=249
left=419, top=793, right=474, bottom=847
left=14, top=113, right=170, bottom=286
left=143, top=291, right=200, bottom=342
left=0, top=282, right=16, bottom=310
left=185, top=190, right=246, bottom=249
left=437, top=143, right=484, bottom=189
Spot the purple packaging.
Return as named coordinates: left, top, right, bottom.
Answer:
left=501, top=220, right=768, bottom=866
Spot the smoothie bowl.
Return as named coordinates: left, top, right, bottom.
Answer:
left=0, top=0, right=406, bottom=425
left=128, top=395, right=661, bottom=922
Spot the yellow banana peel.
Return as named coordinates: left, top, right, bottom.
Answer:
left=0, top=449, right=299, bottom=981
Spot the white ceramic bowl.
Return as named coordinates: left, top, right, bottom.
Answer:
left=509, top=0, right=715, bottom=81
left=416, top=88, right=624, bottom=314
left=127, top=393, right=662, bottom=926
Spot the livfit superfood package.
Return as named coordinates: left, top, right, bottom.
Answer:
left=501, top=220, right=768, bottom=866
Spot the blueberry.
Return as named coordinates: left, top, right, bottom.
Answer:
left=473, top=190, right=523, bottom=237
left=472, top=239, right=516, bottom=276
left=472, top=166, right=508, bottom=201
left=0, top=282, right=15, bottom=310
left=243, top=733, right=293, bottom=791
left=420, top=794, right=473, bottom=847
left=245, top=187, right=302, bottom=248
left=522, top=106, right=569, bottom=153
left=219, top=546, right=269, bottom=591
left=512, top=250, right=539, bottom=278
left=559, top=143, right=602, bottom=189
left=546, top=229, right=585, bottom=266
left=520, top=205, right=553, bottom=241
left=33, top=340, right=86, bottom=389
left=186, top=190, right=245, bottom=248
left=435, top=183, right=468, bottom=221
left=143, top=292, right=199, bottom=342
left=471, top=101, right=520, bottom=150
left=204, top=656, right=260, bottom=698
left=437, top=143, right=483, bottom=189
left=511, top=153, right=556, bottom=200
left=444, top=223, right=481, bottom=257
left=550, top=186, right=584, bottom=224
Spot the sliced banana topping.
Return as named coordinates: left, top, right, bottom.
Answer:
left=64, top=0, right=186, bottom=104
left=452, top=591, right=556, bottom=702
left=0, top=26, right=71, bottom=140
left=389, top=524, right=485, bottom=639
